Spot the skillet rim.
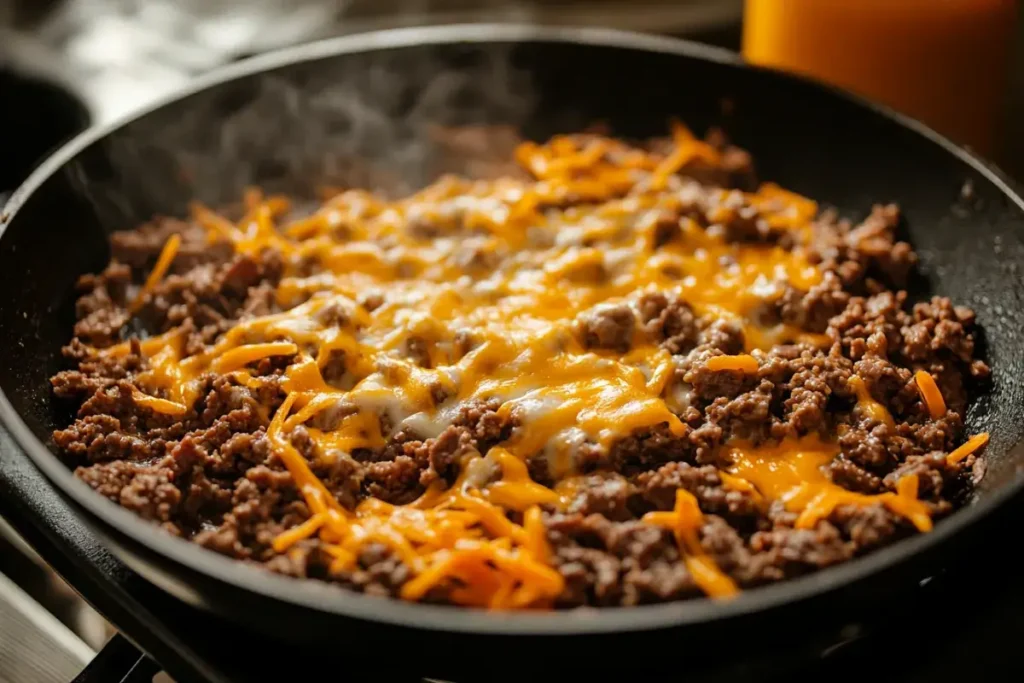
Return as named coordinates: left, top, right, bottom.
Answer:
left=1, top=22, right=1023, bottom=635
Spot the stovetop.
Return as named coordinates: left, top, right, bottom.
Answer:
left=3, top=0, right=743, bottom=128
left=3, top=8, right=1024, bottom=682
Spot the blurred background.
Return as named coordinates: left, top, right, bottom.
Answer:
left=3, top=0, right=1023, bottom=191
left=0, top=1, right=1021, bottom=680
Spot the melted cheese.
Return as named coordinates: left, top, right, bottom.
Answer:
left=725, top=435, right=932, bottom=531
left=706, top=354, right=759, bottom=373
left=849, top=376, right=895, bottom=431
left=99, top=128, right=949, bottom=608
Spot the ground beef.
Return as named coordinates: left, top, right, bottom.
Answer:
left=420, top=425, right=480, bottom=486
left=54, top=414, right=155, bottom=463
left=564, top=473, right=637, bottom=521
left=747, top=523, right=854, bottom=579
left=636, top=292, right=700, bottom=354
left=363, top=456, right=424, bottom=505
left=71, top=263, right=132, bottom=347
left=50, top=131, right=988, bottom=608
left=807, top=204, right=917, bottom=291
left=577, top=303, right=636, bottom=352
left=636, top=462, right=761, bottom=524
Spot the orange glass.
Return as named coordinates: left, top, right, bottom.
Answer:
left=742, top=0, right=1018, bottom=156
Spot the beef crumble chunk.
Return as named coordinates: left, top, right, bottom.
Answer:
left=577, top=303, right=636, bottom=352
left=50, top=130, right=988, bottom=609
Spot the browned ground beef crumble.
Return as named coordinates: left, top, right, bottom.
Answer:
left=51, top=130, right=989, bottom=607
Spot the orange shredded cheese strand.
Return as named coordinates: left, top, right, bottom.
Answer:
left=523, top=506, right=550, bottom=564
left=483, top=448, right=562, bottom=511
left=399, top=542, right=564, bottom=605
left=129, top=233, right=181, bottom=313
left=454, top=495, right=529, bottom=545
left=914, top=370, right=947, bottom=419
left=266, top=394, right=341, bottom=512
left=888, top=474, right=933, bottom=533
left=192, top=202, right=241, bottom=243
left=651, top=137, right=719, bottom=190
left=947, top=432, right=990, bottom=465
left=211, top=342, right=298, bottom=373
left=131, top=390, right=188, bottom=416
left=324, top=545, right=357, bottom=573
left=242, top=187, right=291, bottom=216
left=399, top=550, right=459, bottom=601
left=643, top=489, right=738, bottom=598
left=706, top=354, right=759, bottom=373
left=654, top=143, right=699, bottom=184
left=272, top=513, right=325, bottom=552
left=849, top=376, right=895, bottom=430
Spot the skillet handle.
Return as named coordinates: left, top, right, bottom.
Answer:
left=72, top=633, right=161, bottom=683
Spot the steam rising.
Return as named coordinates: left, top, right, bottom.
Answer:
left=67, top=31, right=538, bottom=231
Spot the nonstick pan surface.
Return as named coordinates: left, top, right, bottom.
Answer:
left=1, top=24, right=1023, bottom=660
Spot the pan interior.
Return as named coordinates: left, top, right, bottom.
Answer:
left=1, top=31, right=1022, bottom=623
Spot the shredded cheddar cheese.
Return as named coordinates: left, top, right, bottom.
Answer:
left=914, top=370, right=947, bottom=419
left=947, top=432, right=989, bottom=465
left=211, top=342, right=299, bottom=373
left=650, top=121, right=721, bottom=191
left=642, top=489, right=739, bottom=598
left=726, top=435, right=933, bottom=532
left=105, top=128, right=967, bottom=609
left=272, top=513, right=326, bottom=553
left=129, top=233, right=181, bottom=313
left=706, top=354, right=759, bottom=373
left=523, top=505, right=551, bottom=564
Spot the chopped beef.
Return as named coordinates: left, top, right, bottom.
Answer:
left=49, top=130, right=988, bottom=608
left=577, top=303, right=636, bottom=352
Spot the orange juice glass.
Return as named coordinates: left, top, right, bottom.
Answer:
left=742, top=0, right=1018, bottom=155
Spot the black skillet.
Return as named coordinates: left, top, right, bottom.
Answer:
left=1, top=24, right=1023, bottom=680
